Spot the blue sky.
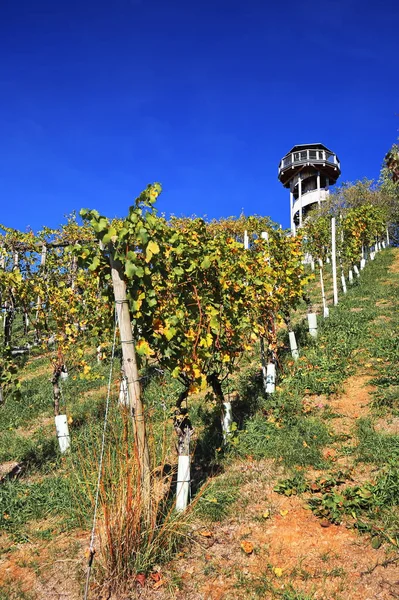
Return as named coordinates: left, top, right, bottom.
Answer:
left=1, top=0, right=398, bottom=231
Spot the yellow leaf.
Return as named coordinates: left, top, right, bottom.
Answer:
left=273, top=567, right=283, bottom=578
left=199, top=333, right=213, bottom=348
left=136, top=339, right=155, bottom=357
left=303, top=440, right=308, bottom=448
left=145, top=240, right=160, bottom=262
left=280, top=510, right=288, bottom=517
left=222, top=354, right=231, bottom=363
left=262, top=509, right=270, bottom=519
left=240, top=541, right=254, bottom=554
left=192, top=366, right=202, bottom=379
left=199, top=530, right=213, bottom=538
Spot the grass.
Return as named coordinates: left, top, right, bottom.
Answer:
left=68, top=405, right=190, bottom=594
left=233, top=414, right=330, bottom=467
left=356, top=418, right=399, bottom=464
left=233, top=569, right=317, bottom=599
left=193, top=470, right=241, bottom=521
left=0, top=473, right=77, bottom=539
left=0, top=579, right=36, bottom=600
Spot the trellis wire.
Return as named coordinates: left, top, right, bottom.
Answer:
left=83, top=310, right=118, bottom=600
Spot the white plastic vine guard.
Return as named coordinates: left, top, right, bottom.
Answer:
left=307, top=313, right=318, bottom=338
left=222, top=401, right=233, bottom=441
left=176, top=455, right=190, bottom=512
left=360, top=258, right=366, bottom=270
left=55, top=415, right=71, bottom=453
left=265, top=362, right=276, bottom=394
left=289, top=331, right=299, bottom=360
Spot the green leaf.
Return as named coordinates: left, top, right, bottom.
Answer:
left=93, top=217, right=109, bottom=233
left=88, top=256, right=101, bottom=271
left=138, top=228, right=149, bottom=245
left=102, top=226, right=117, bottom=244
left=201, top=256, right=211, bottom=269
left=125, top=260, right=136, bottom=278
left=164, top=326, right=176, bottom=340
left=371, top=536, right=382, bottom=550
left=118, top=227, right=129, bottom=240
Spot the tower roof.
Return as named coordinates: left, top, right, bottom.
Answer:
left=287, top=143, right=334, bottom=155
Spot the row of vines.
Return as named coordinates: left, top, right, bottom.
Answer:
left=0, top=146, right=398, bottom=591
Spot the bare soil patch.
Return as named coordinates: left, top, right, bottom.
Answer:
left=0, top=529, right=87, bottom=600
left=325, top=375, right=375, bottom=436
left=140, top=474, right=399, bottom=600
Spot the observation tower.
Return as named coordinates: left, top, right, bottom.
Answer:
left=278, top=143, right=341, bottom=234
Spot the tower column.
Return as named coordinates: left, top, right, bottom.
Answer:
left=317, top=171, right=321, bottom=206
left=290, top=191, right=296, bottom=235
left=298, top=175, right=303, bottom=227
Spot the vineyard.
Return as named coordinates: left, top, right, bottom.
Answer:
left=0, top=163, right=399, bottom=599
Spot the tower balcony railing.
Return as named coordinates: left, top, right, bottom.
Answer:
left=279, top=149, right=340, bottom=174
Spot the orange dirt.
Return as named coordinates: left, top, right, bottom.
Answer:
left=330, top=375, right=373, bottom=419
left=0, top=529, right=87, bottom=600
left=138, top=368, right=398, bottom=600
left=140, top=464, right=399, bottom=600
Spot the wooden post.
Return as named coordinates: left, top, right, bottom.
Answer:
left=13, top=250, right=19, bottom=270
left=52, top=368, right=61, bottom=416
left=36, top=245, right=47, bottom=324
left=331, top=217, right=338, bottom=306
left=319, top=260, right=329, bottom=318
left=110, top=257, right=151, bottom=512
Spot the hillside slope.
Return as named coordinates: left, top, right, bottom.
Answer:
left=1, top=249, right=398, bottom=600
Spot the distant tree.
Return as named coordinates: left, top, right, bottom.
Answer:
left=381, top=143, right=399, bottom=241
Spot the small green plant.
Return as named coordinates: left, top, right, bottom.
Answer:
left=307, top=460, right=399, bottom=544
left=274, top=471, right=309, bottom=496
